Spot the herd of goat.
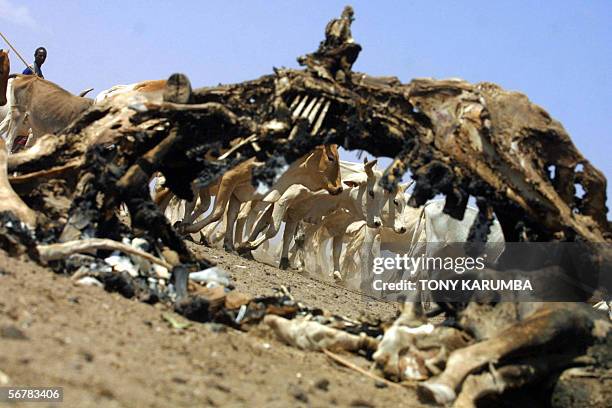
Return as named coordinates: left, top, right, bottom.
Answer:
left=156, top=152, right=504, bottom=291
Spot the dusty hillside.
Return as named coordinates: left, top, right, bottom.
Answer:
left=0, top=242, right=432, bottom=408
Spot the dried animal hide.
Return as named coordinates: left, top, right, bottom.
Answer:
left=263, top=314, right=378, bottom=352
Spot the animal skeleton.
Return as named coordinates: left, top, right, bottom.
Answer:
left=0, top=7, right=610, bottom=406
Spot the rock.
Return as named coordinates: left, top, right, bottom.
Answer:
left=98, top=272, right=136, bottom=298
left=288, top=384, right=309, bottom=403
left=350, top=399, right=374, bottom=408
left=374, top=380, right=387, bottom=388
left=172, top=376, right=188, bottom=384
left=80, top=350, right=94, bottom=362
left=75, top=276, right=103, bottom=287
left=207, top=323, right=227, bottom=333
left=315, top=378, right=330, bottom=391
left=0, top=325, right=28, bottom=340
left=189, top=267, right=231, bottom=287
left=174, top=296, right=211, bottom=322
left=162, top=312, right=192, bottom=330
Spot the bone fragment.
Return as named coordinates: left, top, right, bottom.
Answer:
left=37, top=238, right=173, bottom=270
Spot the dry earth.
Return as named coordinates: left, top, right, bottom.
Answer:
left=0, top=241, right=433, bottom=408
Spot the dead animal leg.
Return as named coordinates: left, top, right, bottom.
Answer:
left=0, top=139, right=37, bottom=227
left=223, top=194, right=241, bottom=252
left=452, top=352, right=589, bottom=408
left=417, top=303, right=605, bottom=405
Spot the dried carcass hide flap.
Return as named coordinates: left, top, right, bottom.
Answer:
left=373, top=303, right=471, bottom=381
left=263, top=314, right=377, bottom=352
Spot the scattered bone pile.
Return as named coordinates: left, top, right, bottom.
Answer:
left=0, top=7, right=610, bottom=407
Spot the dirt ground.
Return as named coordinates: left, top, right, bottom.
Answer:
left=0, top=241, right=432, bottom=408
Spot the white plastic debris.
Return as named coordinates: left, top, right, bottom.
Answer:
left=152, top=264, right=170, bottom=279
left=0, top=369, right=10, bottom=385
left=101, top=237, right=158, bottom=277
left=128, top=238, right=152, bottom=275
left=235, top=305, right=248, bottom=324
left=104, top=254, right=139, bottom=277
left=131, top=237, right=149, bottom=251
left=75, top=276, right=104, bottom=288
left=189, top=267, right=230, bottom=287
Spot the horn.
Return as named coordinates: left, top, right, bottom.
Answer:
left=78, top=87, right=94, bottom=97
left=364, top=159, right=377, bottom=174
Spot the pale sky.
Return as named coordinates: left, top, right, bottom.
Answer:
left=2, top=1, right=610, bottom=214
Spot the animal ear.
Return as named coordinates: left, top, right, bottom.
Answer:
left=305, top=145, right=323, bottom=165
left=364, top=159, right=377, bottom=175
left=319, top=145, right=329, bottom=164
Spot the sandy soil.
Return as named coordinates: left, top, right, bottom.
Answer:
left=0, top=242, right=430, bottom=408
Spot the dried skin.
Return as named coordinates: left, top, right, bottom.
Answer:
left=263, top=314, right=377, bottom=352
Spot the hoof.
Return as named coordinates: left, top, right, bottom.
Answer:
left=164, top=73, right=192, bottom=104
left=173, top=221, right=189, bottom=236
left=332, top=270, right=342, bottom=282
left=417, top=381, right=456, bottom=405
left=238, top=250, right=254, bottom=260
left=235, top=244, right=250, bottom=253
left=223, top=242, right=236, bottom=254
left=279, top=257, right=290, bottom=270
